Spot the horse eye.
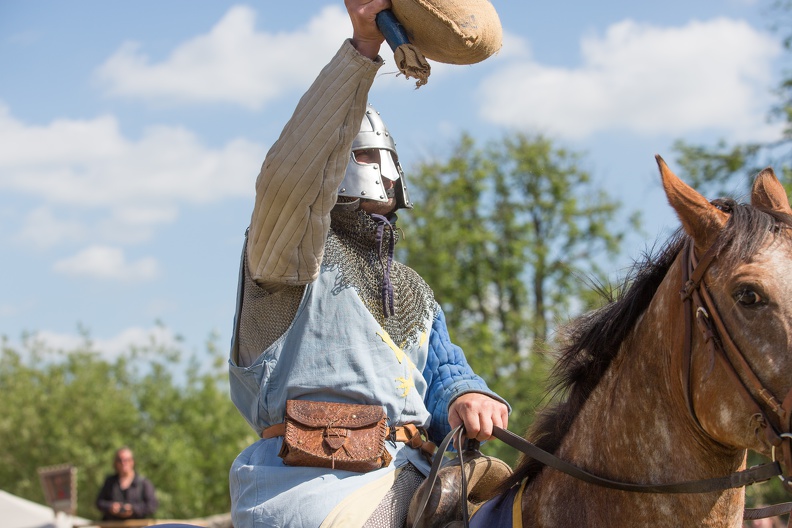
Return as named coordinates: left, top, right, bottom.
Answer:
left=734, top=288, right=763, bottom=307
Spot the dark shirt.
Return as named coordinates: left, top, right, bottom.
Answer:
left=95, top=473, right=158, bottom=520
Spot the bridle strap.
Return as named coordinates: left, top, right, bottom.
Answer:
left=680, top=239, right=792, bottom=471
left=679, top=240, right=708, bottom=436
left=697, top=283, right=784, bottom=451
left=700, top=282, right=784, bottom=417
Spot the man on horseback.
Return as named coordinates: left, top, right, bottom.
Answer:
left=227, top=1, right=509, bottom=526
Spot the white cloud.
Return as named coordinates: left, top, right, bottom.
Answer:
left=96, top=5, right=352, bottom=108
left=493, top=30, right=531, bottom=60
left=12, top=203, right=179, bottom=250
left=0, top=106, right=259, bottom=206
left=28, top=324, right=181, bottom=361
left=0, top=104, right=261, bottom=246
left=53, top=245, right=160, bottom=281
left=479, top=18, right=782, bottom=141
left=16, top=207, right=87, bottom=249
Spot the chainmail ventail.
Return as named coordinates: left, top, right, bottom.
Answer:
left=325, top=209, right=437, bottom=350
left=234, top=210, right=437, bottom=366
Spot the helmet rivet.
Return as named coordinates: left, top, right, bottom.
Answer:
left=373, top=165, right=378, bottom=170
left=376, top=131, right=381, bottom=135
left=380, top=195, right=385, bottom=199
left=340, top=188, right=346, bottom=193
left=361, top=191, right=367, bottom=196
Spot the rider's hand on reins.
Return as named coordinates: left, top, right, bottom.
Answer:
left=448, top=392, right=509, bottom=446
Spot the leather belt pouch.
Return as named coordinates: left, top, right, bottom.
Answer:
left=279, top=399, right=392, bottom=472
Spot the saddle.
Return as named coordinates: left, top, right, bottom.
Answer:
left=407, top=439, right=512, bottom=528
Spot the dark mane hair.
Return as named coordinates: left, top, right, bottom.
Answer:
left=497, top=198, right=792, bottom=492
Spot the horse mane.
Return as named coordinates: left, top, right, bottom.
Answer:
left=497, top=197, right=792, bottom=493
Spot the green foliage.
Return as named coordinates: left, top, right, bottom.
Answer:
left=671, top=1, right=792, bottom=198
left=671, top=139, right=763, bottom=197
left=0, top=330, right=257, bottom=521
left=400, top=132, right=637, bottom=464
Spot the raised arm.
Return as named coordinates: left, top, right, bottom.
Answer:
left=246, top=0, right=391, bottom=287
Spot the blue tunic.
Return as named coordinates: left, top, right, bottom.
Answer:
left=228, top=239, right=503, bottom=527
left=229, top=259, right=434, bottom=434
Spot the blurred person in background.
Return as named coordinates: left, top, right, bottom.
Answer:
left=95, top=446, right=158, bottom=520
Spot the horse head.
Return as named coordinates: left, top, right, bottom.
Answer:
left=658, top=156, right=792, bottom=474
left=483, top=158, right=792, bottom=527
left=409, top=158, right=792, bottom=528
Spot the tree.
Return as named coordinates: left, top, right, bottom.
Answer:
left=672, top=1, right=792, bottom=197
left=669, top=1, right=792, bottom=512
left=671, top=139, right=764, bottom=196
left=0, top=329, right=257, bottom=520
left=399, top=132, right=639, bottom=462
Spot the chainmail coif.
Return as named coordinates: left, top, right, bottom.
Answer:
left=325, top=208, right=437, bottom=350
left=235, top=209, right=438, bottom=367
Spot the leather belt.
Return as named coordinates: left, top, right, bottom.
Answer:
left=261, top=423, right=285, bottom=439
left=261, top=422, right=437, bottom=458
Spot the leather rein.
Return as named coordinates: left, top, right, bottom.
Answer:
left=416, top=237, right=792, bottom=527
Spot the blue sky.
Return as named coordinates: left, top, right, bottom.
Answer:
left=0, top=0, right=783, bottom=363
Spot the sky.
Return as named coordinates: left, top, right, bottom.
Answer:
left=0, top=0, right=785, bottom=366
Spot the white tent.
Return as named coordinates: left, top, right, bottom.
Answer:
left=0, top=489, right=91, bottom=528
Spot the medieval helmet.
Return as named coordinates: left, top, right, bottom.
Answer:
left=337, top=104, right=412, bottom=210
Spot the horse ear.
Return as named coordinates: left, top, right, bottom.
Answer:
left=751, top=167, right=792, bottom=215
left=656, top=155, right=728, bottom=250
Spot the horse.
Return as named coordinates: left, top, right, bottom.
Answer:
left=409, top=156, right=792, bottom=527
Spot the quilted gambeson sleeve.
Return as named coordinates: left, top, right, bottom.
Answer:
left=247, top=40, right=383, bottom=286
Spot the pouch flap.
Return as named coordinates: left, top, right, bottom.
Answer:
left=285, top=400, right=386, bottom=429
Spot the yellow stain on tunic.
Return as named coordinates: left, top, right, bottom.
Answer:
left=395, top=376, right=415, bottom=398
left=377, top=330, right=416, bottom=397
